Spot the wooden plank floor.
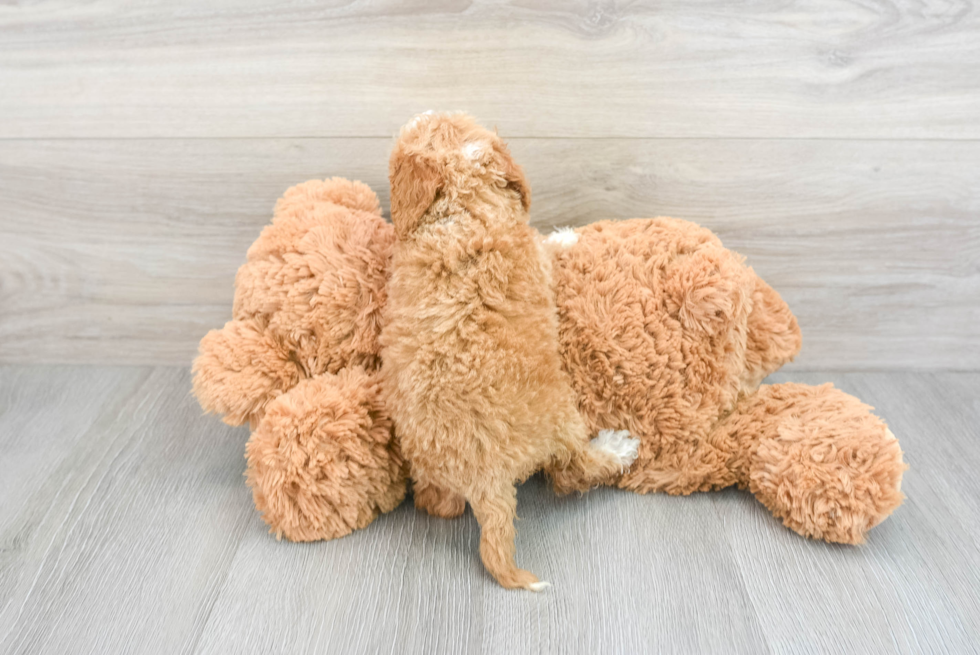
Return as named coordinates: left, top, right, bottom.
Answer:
left=1, top=2, right=977, bottom=652
left=1, top=367, right=976, bottom=654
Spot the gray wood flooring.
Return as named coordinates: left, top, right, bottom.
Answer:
left=2, top=1, right=977, bottom=652
left=1, top=367, right=976, bottom=654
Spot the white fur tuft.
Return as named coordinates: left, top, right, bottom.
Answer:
left=886, top=428, right=903, bottom=494
left=408, top=110, right=435, bottom=129
left=528, top=581, right=551, bottom=592
left=463, top=141, right=484, bottom=160
left=591, top=429, right=640, bottom=470
left=545, top=227, right=579, bottom=248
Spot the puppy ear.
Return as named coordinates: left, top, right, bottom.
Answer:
left=497, top=145, right=531, bottom=212
left=389, top=147, right=442, bottom=239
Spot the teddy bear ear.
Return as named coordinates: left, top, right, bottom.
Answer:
left=388, top=145, right=443, bottom=240
left=495, top=141, right=531, bottom=212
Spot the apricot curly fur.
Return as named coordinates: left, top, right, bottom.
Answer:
left=193, top=319, right=302, bottom=428
left=192, top=118, right=907, bottom=563
left=231, top=177, right=393, bottom=377
left=413, top=479, right=466, bottom=519
left=381, top=112, right=632, bottom=589
left=553, top=218, right=756, bottom=494
left=551, top=220, right=904, bottom=541
left=193, top=177, right=394, bottom=428
left=711, top=383, right=906, bottom=544
left=192, top=177, right=406, bottom=539
left=246, top=368, right=407, bottom=542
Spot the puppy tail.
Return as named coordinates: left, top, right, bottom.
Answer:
left=546, top=429, right=640, bottom=495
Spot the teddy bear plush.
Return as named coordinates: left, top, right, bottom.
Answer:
left=193, top=138, right=906, bottom=550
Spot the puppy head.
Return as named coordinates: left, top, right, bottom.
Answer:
left=388, top=111, right=530, bottom=239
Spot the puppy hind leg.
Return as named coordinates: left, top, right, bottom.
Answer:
left=413, top=479, right=466, bottom=519
left=547, top=428, right=640, bottom=495
left=468, top=482, right=548, bottom=591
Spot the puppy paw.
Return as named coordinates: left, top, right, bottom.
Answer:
left=414, top=482, right=466, bottom=519
left=592, top=429, right=640, bottom=470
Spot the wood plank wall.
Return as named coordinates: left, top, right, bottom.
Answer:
left=1, top=1, right=977, bottom=368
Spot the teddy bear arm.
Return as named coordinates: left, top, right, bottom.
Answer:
left=741, top=273, right=802, bottom=390
left=191, top=319, right=303, bottom=428
left=709, top=382, right=906, bottom=544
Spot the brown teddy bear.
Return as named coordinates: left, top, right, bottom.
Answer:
left=193, top=135, right=906, bottom=554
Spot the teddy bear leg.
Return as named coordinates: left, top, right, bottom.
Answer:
left=713, top=383, right=906, bottom=544
left=245, top=367, right=408, bottom=542
left=192, top=319, right=302, bottom=428
left=413, top=479, right=467, bottom=519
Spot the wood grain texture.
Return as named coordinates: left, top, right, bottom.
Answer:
left=0, top=367, right=976, bottom=654
left=0, top=367, right=253, bottom=655
left=1, top=138, right=976, bottom=368
left=1, top=1, right=975, bottom=650
left=194, top=468, right=770, bottom=655
left=1, top=0, right=979, bottom=139
left=724, top=370, right=980, bottom=654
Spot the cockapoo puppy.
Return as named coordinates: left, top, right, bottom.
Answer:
left=380, top=112, right=639, bottom=590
